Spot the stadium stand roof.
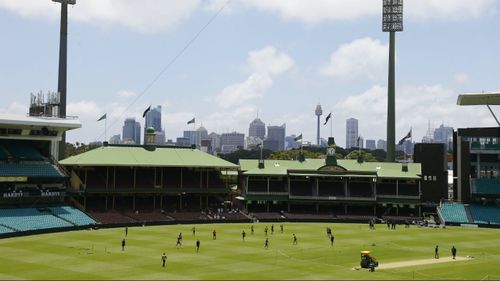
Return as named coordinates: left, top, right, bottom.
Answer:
left=60, top=145, right=239, bottom=169
left=0, top=114, right=81, bottom=129
left=239, top=159, right=421, bottom=179
left=457, top=93, right=500, bottom=106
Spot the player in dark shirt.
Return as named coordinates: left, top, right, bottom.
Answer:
left=264, top=226, right=268, bottom=236
left=196, top=239, right=200, bottom=253
left=292, top=234, right=298, bottom=245
left=121, top=238, right=126, bottom=251
left=280, top=224, right=284, bottom=233
left=242, top=230, right=246, bottom=241
left=264, top=237, right=269, bottom=249
left=162, top=253, right=167, bottom=267
left=212, top=229, right=217, bottom=240
left=330, top=235, right=334, bottom=246
left=251, top=225, right=254, bottom=235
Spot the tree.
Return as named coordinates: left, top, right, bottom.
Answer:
left=344, top=150, right=377, bottom=162
left=65, top=142, right=101, bottom=157
left=268, top=149, right=322, bottom=160
left=219, top=149, right=273, bottom=164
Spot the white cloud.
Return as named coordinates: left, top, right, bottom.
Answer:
left=406, top=0, right=496, bottom=21
left=332, top=84, right=495, bottom=147
left=0, top=0, right=200, bottom=33
left=453, top=73, right=471, bottom=84
left=246, top=46, right=295, bottom=76
left=214, top=73, right=273, bottom=108
left=242, top=0, right=379, bottom=24
left=320, top=37, right=388, bottom=81
left=115, top=90, right=137, bottom=98
left=0, top=102, right=28, bottom=115
left=214, top=46, right=294, bottom=108
left=241, top=0, right=495, bottom=24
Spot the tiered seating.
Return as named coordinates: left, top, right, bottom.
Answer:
left=0, top=224, right=14, bottom=234
left=0, top=145, right=8, bottom=160
left=124, top=211, right=174, bottom=222
left=335, top=215, right=376, bottom=221
left=439, top=202, right=468, bottom=223
left=469, top=204, right=500, bottom=225
left=0, top=207, right=72, bottom=232
left=166, top=212, right=210, bottom=221
left=87, top=210, right=137, bottom=224
left=49, top=206, right=96, bottom=226
left=474, top=179, right=500, bottom=195
left=284, top=213, right=334, bottom=220
left=0, top=163, right=62, bottom=178
left=252, top=212, right=284, bottom=220
left=0, top=140, right=44, bottom=161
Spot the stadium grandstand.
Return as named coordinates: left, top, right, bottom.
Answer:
left=239, top=158, right=425, bottom=221
left=58, top=129, right=246, bottom=225
left=0, top=113, right=98, bottom=236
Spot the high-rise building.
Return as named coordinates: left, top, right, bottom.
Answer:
left=377, top=139, right=387, bottom=151
left=145, top=105, right=162, bottom=131
left=144, top=105, right=165, bottom=145
left=109, top=134, right=121, bottom=144
left=434, top=124, right=453, bottom=151
left=315, top=104, right=323, bottom=145
left=220, top=132, right=245, bottom=153
left=249, top=118, right=266, bottom=140
left=122, top=117, right=141, bottom=144
left=208, top=132, right=221, bottom=153
left=346, top=118, right=358, bottom=149
left=267, top=124, right=286, bottom=151
left=285, top=135, right=300, bottom=150
left=183, top=130, right=198, bottom=146
left=176, top=137, right=191, bottom=147
left=366, top=139, right=376, bottom=150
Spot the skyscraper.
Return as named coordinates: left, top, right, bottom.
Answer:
left=315, top=104, right=322, bottom=145
left=366, top=139, right=376, bottom=150
left=220, top=132, right=245, bottom=153
left=434, top=124, right=453, bottom=151
left=346, top=118, right=358, bottom=149
left=249, top=118, right=266, bottom=140
left=122, top=118, right=141, bottom=144
left=144, top=105, right=165, bottom=145
left=267, top=124, right=286, bottom=151
left=197, top=126, right=209, bottom=145
left=377, top=139, right=387, bottom=151
left=183, top=130, right=198, bottom=146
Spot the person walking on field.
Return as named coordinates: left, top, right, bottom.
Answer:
left=242, top=230, right=246, bottom=241
left=121, top=238, right=126, bottom=251
left=213, top=229, right=217, bottom=240
left=435, top=245, right=439, bottom=259
left=196, top=239, right=200, bottom=253
left=264, top=237, right=269, bottom=249
left=162, top=253, right=167, bottom=267
left=330, top=234, right=334, bottom=246
left=451, top=246, right=457, bottom=259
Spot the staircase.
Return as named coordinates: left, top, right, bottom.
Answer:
left=0, top=223, right=19, bottom=232
left=464, top=204, right=474, bottom=223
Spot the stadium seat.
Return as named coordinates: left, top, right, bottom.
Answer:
left=0, top=163, right=63, bottom=178
left=469, top=204, right=500, bottom=225
left=0, top=207, right=72, bottom=232
left=0, top=140, right=44, bottom=161
left=439, top=202, right=468, bottom=223
left=473, top=179, right=500, bottom=195
left=48, top=206, right=96, bottom=226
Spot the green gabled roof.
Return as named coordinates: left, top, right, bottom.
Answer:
left=60, top=145, right=238, bottom=169
left=239, top=159, right=421, bottom=179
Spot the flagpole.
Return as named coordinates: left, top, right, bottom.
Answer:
left=104, top=117, right=107, bottom=142
left=330, top=115, right=333, bottom=137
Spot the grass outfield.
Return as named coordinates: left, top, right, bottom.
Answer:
left=1, top=223, right=500, bottom=280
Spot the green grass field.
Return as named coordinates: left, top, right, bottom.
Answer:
left=1, top=223, right=500, bottom=280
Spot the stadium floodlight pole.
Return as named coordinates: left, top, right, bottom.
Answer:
left=383, top=0, right=403, bottom=162
left=53, top=0, right=76, bottom=160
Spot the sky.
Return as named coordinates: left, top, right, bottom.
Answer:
left=1, top=0, right=499, bottom=148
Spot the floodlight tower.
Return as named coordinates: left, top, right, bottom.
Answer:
left=53, top=0, right=76, bottom=160
left=315, top=104, right=323, bottom=145
left=383, top=0, right=403, bottom=162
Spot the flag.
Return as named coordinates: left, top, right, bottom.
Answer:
left=323, top=112, right=332, bottom=125
left=142, top=105, right=151, bottom=118
left=294, top=134, right=303, bottom=142
left=97, top=113, right=106, bottom=122
left=256, top=143, right=262, bottom=148
left=187, top=118, right=195, bottom=125
left=398, top=129, right=412, bottom=145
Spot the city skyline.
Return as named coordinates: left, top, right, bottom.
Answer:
left=1, top=1, right=499, bottom=147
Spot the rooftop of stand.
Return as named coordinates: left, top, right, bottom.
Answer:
left=239, top=159, right=421, bottom=179
left=60, top=144, right=239, bottom=169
